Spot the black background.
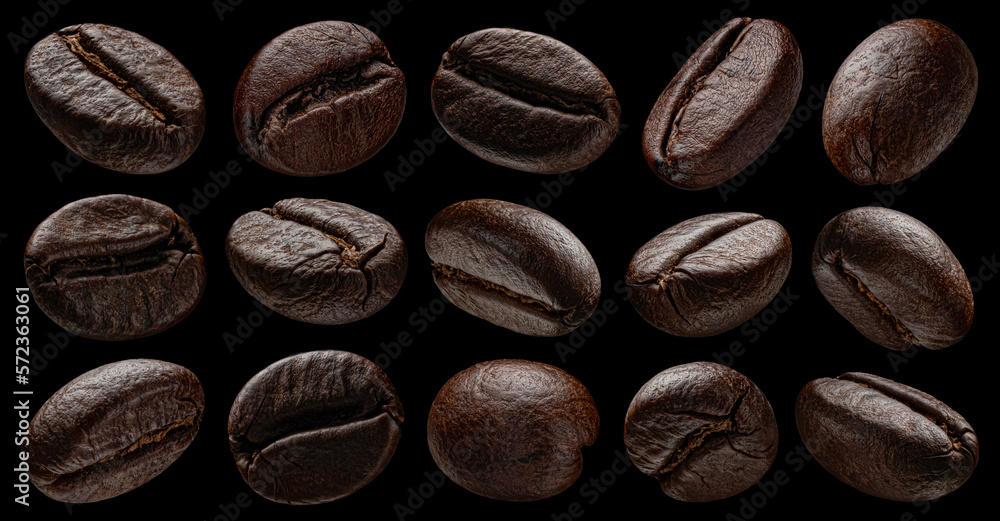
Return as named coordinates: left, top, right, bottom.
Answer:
left=4, top=0, right=994, bottom=519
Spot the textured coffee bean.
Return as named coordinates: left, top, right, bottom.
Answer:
left=229, top=350, right=403, bottom=505
left=24, top=194, right=207, bottom=341
left=812, top=207, right=973, bottom=350
left=234, top=21, right=405, bottom=176
left=425, top=199, right=600, bottom=336
left=226, top=198, right=406, bottom=325
left=427, top=359, right=598, bottom=501
left=29, top=359, right=204, bottom=503
left=431, top=28, right=620, bottom=174
left=624, top=362, right=778, bottom=502
left=642, top=18, right=802, bottom=190
left=823, top=19, right=977, bottom=185
left=796, top=372, right=978, bottom=501
left=626, top=212, right=791, bottom=336
left=25, top=24, right=205, bottom=174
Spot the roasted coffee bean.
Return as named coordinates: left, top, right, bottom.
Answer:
left=642, top=18, right=802, bottom=190
left=624, top=362, right=778, bottom=502
left=228, top=350, right=403, bottom=505
left=796, top=372, right=978, bottom=501
left=823, top=19, right=977, bottom=185
left=812, top=207, right=973, bottom=350
left=626, top=212, right=791, bottom=336
left=28, top=359, right=204, bottom=503
left=234, top=21, right=405, bottom=176
left=226, top=198, right=407, bottom=325
left=425, top=199, right=600, bottom=336
left=25, top=24, right=205, bottom=174
left=431, top=28, right=620, bottom=174
left=427, top=359, right=598, bottom=501
left=24, top=194, right=207, bottom=341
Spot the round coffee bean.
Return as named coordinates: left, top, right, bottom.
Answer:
left=25, top=24, right=205, bottom=174
left=431, top=28, right=620, bottom=174
left=228, top=351, right=403, bottom=505
left=427, top=359, right=599, bottom=501
left=626, top=212, right=792, bottom=336
left=425, top=199, right=600, bottom=336
left=823, top=19, right=977, bottom=185
left=29, top=359, right=204, bottom=503
left=812, top=207, right=973, bottom=350
left=24, top=194, right=207, bottom=341
left=234, top=21, right=406, bottom=176
left=624, top=362, right=778, bottom=502
left=796, top=372, right=978, bottom=501
left=642, top=18, right=802, bottom=190
left=226, top=198, right=407, bottom=325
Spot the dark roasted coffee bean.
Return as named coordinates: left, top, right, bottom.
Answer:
left=234, top=21, right=405, bottom=176
left=427, top=359, right=598, bottom=501
left=229, top=350, right=403, bottom=504
left=812, top=207, right=973, bottom=350
left=624, top=362, right=778, bottom=502
left=626, top=212, right=791, bottom=336
left=642, top=18, right=802, bottom=190
left=823, top=19, right=977, bottom=185
left=425, top=199, right=600, bottom=336
left=431, top=28, right=620, bottom=174
left=796, top=372, right=978, bottom=501
left=25, top=24, right=205, bottom=174
left=226, top=198, right=406, bottom=324
left=29, top=359, right=204, bottom=503
left=24, top=194, right=207, bottom=341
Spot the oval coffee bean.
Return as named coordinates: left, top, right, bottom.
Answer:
left=796, top=372, right=978, bottom=501
left=431, top=28, right=620, bottom=174
left=642, top=18, right=802, bottom=190
left=427, top=359, right=599, bottom=501
left=425, top=199, right=600, bottom=336
left=234, top=21, right=406, bottom=176
left=823, top=19, right=977, bottom=185
left=229, top=350, right=403, bottom=505
left=24, top=194, right=207, bottom=341
left=25, top=24, right=205, bottom=174
left=626, top=212, right=791, bottom=336
left=226, top=198, right=407, bottom=325
left=29, top=359, right=204, bottom=503
left=624, top=362, right=778, bottom=502
left=812, top=207, right=973, bottom=350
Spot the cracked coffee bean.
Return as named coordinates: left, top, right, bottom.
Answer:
left=228, top=350, right=403, bottom=505
left=29, top=359, right=204, bottom=503
left=624, top=362, right=778, bottom=502
left=796, top=372, right=978, bottom=501
left=24, top=194, right=207, bottom=341
left=642, top=18, right=802, bottom=190
left=823, top=19, right=977, bottom=185
left=626, top=212, right=791, bottom=336
left=425, top=199, right=600, bottom=336
left=25, top=24, right=205, bottom=174
left=226, top=198, right=407, bottom=325
left=234, top=21, right=406, bottom=176
left=812, top=207, right=973, bottom=350
left=427, top=359, right=598, bottom=501
left=430, top=28, right=620, bottom=174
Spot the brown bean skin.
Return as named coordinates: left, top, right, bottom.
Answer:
left=796, top=372, right=978, bottom=501
left=822, top=19, right=977, bottom=185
